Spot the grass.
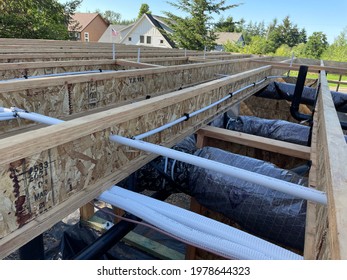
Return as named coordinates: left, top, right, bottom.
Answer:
left=287, top=71, right=347, bottom=90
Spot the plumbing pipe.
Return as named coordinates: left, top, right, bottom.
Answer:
left=13, top=110, right=64, bottom=125
left=74, top=189, right=171, bottom=260
left=0, top=106, right=64, bottom=125
left=106, top=186, right=302, bottom=260
left=134, top=116, right=188, bottom=140
left=290, top=65, right=312, bottom=122
left=109, top=135, right=327, bottom=205
left=0, top=70, right=115, bottom=82
left=134, top=95, right=231, bottom=140
left=0, top=112, right=15, bottom=121
left=133, top=76, right=272, bottom=140
left=99, top=186, right=302, bottom=260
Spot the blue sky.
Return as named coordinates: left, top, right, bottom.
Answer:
left=59, top=0, right=347, bottom=43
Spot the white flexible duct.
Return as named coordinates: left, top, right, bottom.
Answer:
left=109, top=135, right=327, bottom=205
left=99, top=186, right=303, bottom=260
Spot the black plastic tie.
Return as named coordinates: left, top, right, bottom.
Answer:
left=184, top=113, right=190, bottom=121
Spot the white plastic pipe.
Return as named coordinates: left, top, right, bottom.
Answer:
left=109, top=135, right=327, bottom=205
left=15, top=111, right=64, bottom=125
left=0, top=70, right=115, bottom=82
left=99, top=186, right=303, bottom=260
left=0, top=112, right=15, bottom=121
left=1, top=106, right=64, bottom=125
left=134, top=116, right=187, bottom=140
left=189, top=94, right=231, bottom=118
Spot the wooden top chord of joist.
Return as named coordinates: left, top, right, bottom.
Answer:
left=251, top=59, right=347, bottom=75
left=304, top=68, right=347, bottom=259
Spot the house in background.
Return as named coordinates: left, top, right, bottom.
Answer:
left=214, top=32, right=245, bottom=51
left=98, top=24, right=133, bottom=43
left=99, top=13, right=175, bottom=48
left=68, top=13, right=109, bottom=42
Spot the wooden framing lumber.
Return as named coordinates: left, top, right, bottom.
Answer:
left=0, top=65, right=272, bottom=258
left=0, top=59, right=262, bottom=135
left=250, top=59, right=347, bottom=75
left=305, top=70, right=347, bottom=259
left=196, top=126, right=310, bottom=160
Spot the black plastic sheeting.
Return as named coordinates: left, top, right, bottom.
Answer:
left=128, top=130, right=309, bottom=251
left=255, top=81, right=347, bottom=113
left=226, top=115, right=347, bottom=145
left=60, top=209, right=186, bottom=260
left=226, top=115, right=311, bottom=146
left=185, top=147, right=307, bottom=251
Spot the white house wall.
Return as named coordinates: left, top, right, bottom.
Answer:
left=124, top=17, right=171, bottom=48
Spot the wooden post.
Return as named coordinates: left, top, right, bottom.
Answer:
left=79, top=203, right=95, bottom=222
left=336, top=74, right=342, bottom=91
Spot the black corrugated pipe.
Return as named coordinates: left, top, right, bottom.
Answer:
left=290, top=65, right=313, bottom=122
left=73, top=189, right=171, bottom=260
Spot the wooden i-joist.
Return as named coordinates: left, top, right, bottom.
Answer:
left=0, top=39, right=347, bottom=260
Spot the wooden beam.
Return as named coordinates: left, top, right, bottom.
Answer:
left=304, top=102, right=319, bottom=259
left=314, top=70, right=347, bottom=259
left=0, top=58, right=263, bottom=135
left=251, top=59, right=347, bottom=75
left=0, top=66, right=272, bottom=258
left=196, top=126, right=311, bottom=160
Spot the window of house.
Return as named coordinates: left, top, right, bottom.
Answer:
left=84, top=32, right=89, bottom=42
left=128, top=37, right=132, bottom=41
left=140, top=35, right=144, bottom=43
left=160, top=39, right=164, bottom=44
left=146, top=36, right=151, bottom=44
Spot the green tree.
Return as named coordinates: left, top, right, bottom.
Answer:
left=138, top=3, right=151, bottom=18
left=214, top=16, right=243, bottom=32
left=268, top=16, right=305, bottom=49
left=242, top=20, right=266, bottom=43
left=305, top=31, right=328, bottom=59
left=102, top=10, right=122, bottom=24
left=223, top=40, right=242, bottom=53
left=275, top=44, right=292, bottom=57
left=242, top=36, right=274, bottom=55
left=322, top=28, right=347, bottom=62
left=0, top=0, right=82, bottom=39
left=292, top=43, right=307, bottom=58
left=164, top=0, right=240, bottom=50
